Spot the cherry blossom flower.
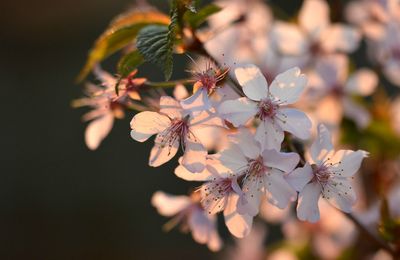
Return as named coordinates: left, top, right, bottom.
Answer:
left=305, top=54, right=378, bottom=129
left=218, top=64, right=312, bottom=150
left=212, top=128, right=299, bottom=217
left=180, top=60, right=229, bottom=114
left=174, top=156, right=253, bottom=238
left=130, top=96, right=222, bottom=172
left=286, top=124, right=368, bottom=222
left=151, top=191, right=222, bottom=251
left=271, top=0, right=361, bottom=63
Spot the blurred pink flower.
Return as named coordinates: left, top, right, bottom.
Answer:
left=152, top=191, right=222, bottom=251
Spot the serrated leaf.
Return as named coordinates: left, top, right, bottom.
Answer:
left=136, top=25, right=175, bottom=80
left=184, top=4, right=221, bottom=28
left=117, top=50, right=144, bottom=77
left=77, top=10, right=170, bottom=82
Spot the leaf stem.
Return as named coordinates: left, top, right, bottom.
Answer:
left=144, top=79, right=196, bottom=88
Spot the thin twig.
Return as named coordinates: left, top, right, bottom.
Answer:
left=344, top=212, right=396, bottom=256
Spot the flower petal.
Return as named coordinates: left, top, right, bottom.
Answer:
left=255, top=119, right=284, bottom=151
left=343, top=97, right=371, bottom=129
left=234, top=64, right=268, bottom=101
left=218, top=97, right=258, bottom=127
left=285, top=163, right=314, bottom=192
left=320, top=24, right=361, bottom=53
left=180, top=88, right=212, bottom=115
left=174, top=157, right=215, bottom=181
left=299, top=0, right=330, bottom=38
left=182, top=135, right=207, bottom=173
left=269, top=67, right=307, bottom=104
left=85, top=113, right=114, bottom=150
left=276, top=108, right=312, bottom=140
left=262, top=149, right=300, bottom=173
left=324, top=179, right=356, bottom=213
left=310, top=123, right=334, bottom=164
left=149, top=132, right=180, bottom=167
left=130, top=111, right=170, bottom=142
left=271, top=22, right=308, bottom=55
left=344, top=69, right=378, bottom=96
left=218, top=143, right=249, bottom=173
left=224, top=193, right=253, bottom=238
left=297, top=182, right=321, bottom=222
left=159, top=96, right=183, bottom=119
left=330, top=149, right=368, bottom=177
left=228, top=127, right=261, bottom=159
left=264, top=169, right=297, bottom=209
left=189, top=207, right=217, bottom=245
left=173, top=84, right=189, bottom=100
left=151, top=191, right=191, bottom=217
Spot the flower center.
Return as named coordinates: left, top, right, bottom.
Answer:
left=158, top=118, right=189, bottom=152
left=257, top=99, right=279, bottom=120
left=202, top=178, right=233, bottom=214
left=247, top=156, right=266, bottom=176
left=312, top=164, right=332, bottom=186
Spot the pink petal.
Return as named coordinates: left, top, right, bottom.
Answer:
left=148, top=133, right=180, bottom=167
left=218, top=97, right=258, bottom=127
left=224, top=193, right=253, bottom=238
left=324, top=179, right=356, bottom=213
left=297, top=182, right=321, bottom=222
left=159, top=96, right=183, bottom=120
left=299, top=0, right=330, bottom=38
left=345, top=69, right=378, bottom=96
left=255, top=119, right=284, bottom=151
left=310, top=123, right=334, bottom=164
left=320, top=24, right=361, bottom=53
left=262, top=149, right=300, bottom=173
left=276, top=108, right=312, bottom=140
left=130, top=111, right=170, bottom=142
left=264, top=169, right=297, bottom=209
left=330, top=149, right=368, bottom=177
left=269, top=67, right=307, bottom=105
left=85, top=113, right=114, bottom=150
left=234, top=64, right=268, bottom=101
left=285, top=163, right=314, bottom=192
left=182, top=135, right=207, bottom=173
left=151, top=191, right=191, bottom=217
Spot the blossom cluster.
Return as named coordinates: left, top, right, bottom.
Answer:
left=74, top=0, right=400, bottom=258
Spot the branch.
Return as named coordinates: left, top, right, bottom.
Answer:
left=345, top=211, right=397, bottom=256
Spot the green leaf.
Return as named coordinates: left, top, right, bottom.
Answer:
left=136, top=7, right=178, bottom=80
left=184, top=4, right=221, bottom=28
left=77, top=10, right=170, bottom=82
left=117, top=50, right=144, bottom=77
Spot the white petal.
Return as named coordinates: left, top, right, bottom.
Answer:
left=182, top=135, right=207, bottom=173
left=262, top=149, right=300, bottom=173
left=269, top=67, right=307, bottom=104
left=343, top=98, right=371, bottom=129
left=271, top=22, right=308, bottom=55
left=297, top=182, right=321, bottom=222
left=320, top=24, right=361, bottom=53
left=234, top=64, right=269, bottom=101
left=264, top=169, right=297, bottom=209
left=324, top=179, right=356, bottom=213
left=218, top=144, right=248, bottom=173
left=130, top=111, right=170, bottom=142
left=93, top=66, right=117, bottom=89
left=228, top=127, right=261, bottom=159
left=218, top=98, right=258, bottom=127
left=238, top=175, right=264, bottom=216
left=299, top=0, right=330, bottom=38
left=189, top=208, right=216, bottom=245
left=285, top=163, right=314, bottom=192
left=345, top=69, right=378, bottom=96
left=224, top=193, right=253, bottom=238
left=330, top=149, right=368, bottom=177
left=276, top=108, right=312, bottom=139
left=149, top=132, right=180, bottom=167
left=173, top=84, right=189, bottom=100
left=151, top=191, right=191, bottom=217
left=85, top=113, right=114, bottom=150
left=310, top=123, right=334, bottom=164
left=207, top=229, right=223, bottom=252
left=180, top=88, right=212, bottom=115
left=255, top=119, right=284, bottom=151
left=159, top=96, right=183, bottom=119
left=174, top=158, right=214, bottom=181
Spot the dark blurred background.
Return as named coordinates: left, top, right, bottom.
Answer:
left=0, top=0, right=299, bottom=259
